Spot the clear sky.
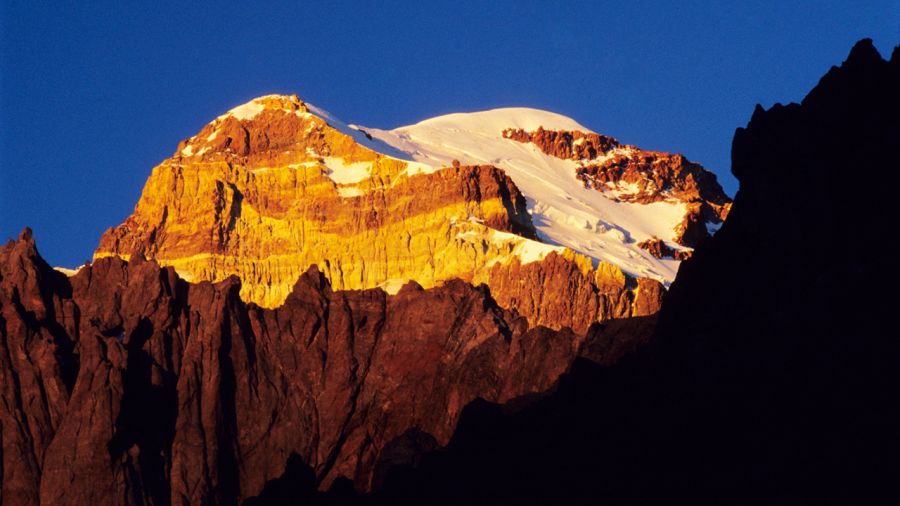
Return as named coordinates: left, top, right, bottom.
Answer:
left=1, top=1, right=897, bottom=267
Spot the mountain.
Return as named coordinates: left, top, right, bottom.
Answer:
left=93, top=95, right=729, bottom=334
left=6, top=36, right=888, bottom=506
left=0, top=89, right=715, bottom=503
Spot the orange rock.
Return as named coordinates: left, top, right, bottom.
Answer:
left=96, top=95, right=664, bottom=329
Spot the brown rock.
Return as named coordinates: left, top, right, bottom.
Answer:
left=636, top=237, right=686, bottom=260
left=504, top=127, right=732, bottom=247
left=0, top=232, right=658, bottom=504
left=502, top=127, right=619, bottom=160
left=485, top=251, right=664, bottom=335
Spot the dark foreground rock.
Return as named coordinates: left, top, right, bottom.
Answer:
left=290, top=38, right=897, bottom=505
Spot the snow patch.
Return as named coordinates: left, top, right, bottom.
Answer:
left=455, top=226, right=565, bottom=266
left=336, top=186, right=364, bottom=198
left=603, top=181, right=641, bottom=199
left=322, top=157, right=371, bottom=184
left=305, top=103, right=414, bottom=160
left=377, top=278, right=410, bottom=295
left=227, top=100, right=267, bottom=121
left=403, top=160, right=438, bottom=177
left=54, top=266, right=83, bottom=277
left=490, top=230, right=565, bottom=264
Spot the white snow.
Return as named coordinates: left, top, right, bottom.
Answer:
left=361, top=108, right=690, bottom=285
left=226, top=100, right=267, bottom=121
left=401, top=160, right=437, bottom=177
left=455, top=227, right=566, bottom=266
left=54, top=266, right=83, bottom=277
left=322, top=157, right=371, bottom=184
left=204, top=96, right=441, bottom=179
left=181, top=144, right=194, bottom=156
left=304, top=103, right=412, bottom=160
left=489, top=230, right=566, bottom=264
left=218, top=94, right=307, bottom=122
left=377, top=278, right=411, bottom=295
left=603, top=181, right=641, bottom=199
left=336, top=186, right=364, bottom=198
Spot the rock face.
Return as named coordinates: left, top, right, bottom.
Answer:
left=503, top=126, right=732, bottom=247
left=636, top=236, right=691, bottom=260
left=95, top=95, right=662, bottom=329
left=333, top=39, right=899, bottom=505
left=0, top=230, right=654, bottom=505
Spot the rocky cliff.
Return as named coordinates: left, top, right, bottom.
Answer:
left=1, top=229, right=654, bottom=505
left=94, top=95, right=662, bottom=331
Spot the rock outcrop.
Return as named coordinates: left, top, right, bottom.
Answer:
left=503, top=126, right=732, bottom=247
left=636, top=236, right=691, bottom=260
left=1, top=230, right=654, bottom=505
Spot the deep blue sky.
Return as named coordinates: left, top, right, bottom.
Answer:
left=1, top=1, right=897, bottom=267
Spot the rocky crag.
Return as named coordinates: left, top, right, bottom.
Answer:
left=0, top=229, right=655, bottom=505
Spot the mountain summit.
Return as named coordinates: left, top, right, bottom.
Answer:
left=94, top=94, right=729, bottom=328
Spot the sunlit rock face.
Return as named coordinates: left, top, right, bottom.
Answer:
left=96, top=95, right=665, bottom=330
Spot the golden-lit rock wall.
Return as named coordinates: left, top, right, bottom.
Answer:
left=96, top=95, right=663, bottom=329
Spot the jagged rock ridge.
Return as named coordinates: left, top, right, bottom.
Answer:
left=0, top=230, right=652, bottom=505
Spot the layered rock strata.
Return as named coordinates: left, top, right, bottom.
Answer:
left=95, top=95, right=662, bottom=330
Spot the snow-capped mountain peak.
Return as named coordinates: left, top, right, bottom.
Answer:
left=170, top=95, right=729, bottom=287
